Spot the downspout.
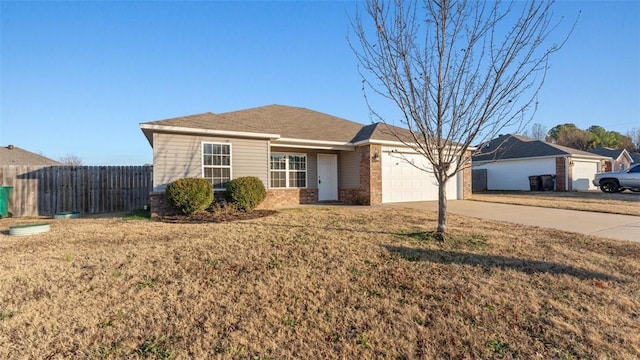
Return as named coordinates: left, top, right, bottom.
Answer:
left=565, top=156, right=570, bottom=191
left=267, top=140, right=271, bottom=190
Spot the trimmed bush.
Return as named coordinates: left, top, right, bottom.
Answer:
left=165, top=178, right=214, bottom=215
left=225, top=176, right=266, bottom=212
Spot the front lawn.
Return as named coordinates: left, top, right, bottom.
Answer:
left=0, top=207, right=638, bottom=358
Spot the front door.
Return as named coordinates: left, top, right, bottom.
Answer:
left=317, top=154, right=338, bottom=201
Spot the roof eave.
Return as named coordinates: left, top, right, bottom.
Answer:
left=139, top=124, right=281, bottom=146
left=353, top=138, right=476, bottom=151
left=273, top=138, right=355, bottom=151
left=569, top=154, right=610, bottom=160
left=472, top=154, right=562, bottom=164
left=473, top=153, right=608, bottom=164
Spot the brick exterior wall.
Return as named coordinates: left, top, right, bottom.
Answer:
left=260, top=188, right=318, bottom=208
left=358, top=144, right=382, bottom=205
left=339, top=188, right=367, bottom=205
left=149, top=192, right=178, bottom=218
left=555, top=157, right=567, bottom=191
left=462, top=151, right=473, bottom=199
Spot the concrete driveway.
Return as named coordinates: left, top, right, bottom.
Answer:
left=381, top=200, right=640, bottom=243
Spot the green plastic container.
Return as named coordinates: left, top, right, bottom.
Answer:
left=0, top=186, right=13, bottom=218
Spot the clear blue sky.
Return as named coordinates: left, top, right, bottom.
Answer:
left=1, top=1, right=638, bottom=165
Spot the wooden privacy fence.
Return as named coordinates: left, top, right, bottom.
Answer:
left=0, top=165, right=153, bottom=217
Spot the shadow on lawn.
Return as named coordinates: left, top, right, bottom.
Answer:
left=238, top=221, right=403, bottom=236
left=240, top=221, right=622, bottom=282
left=384, top=245, right=623, bottom=282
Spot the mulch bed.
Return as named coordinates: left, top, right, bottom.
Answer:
left=157, top=209, right=278, bottom=224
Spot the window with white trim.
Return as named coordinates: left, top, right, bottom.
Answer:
left=270, top=153, right=307, bottom=188
left=202, top=143, right=231, bottom=188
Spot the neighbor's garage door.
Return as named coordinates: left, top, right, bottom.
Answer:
left=571, top=159, right=600, bottom=191
left=381, top=148, right=458, bottom=203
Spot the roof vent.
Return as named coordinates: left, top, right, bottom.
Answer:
left=6, top=145, right=14, bottom=150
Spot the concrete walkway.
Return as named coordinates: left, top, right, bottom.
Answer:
left=381, top=200, right=640, bottom=243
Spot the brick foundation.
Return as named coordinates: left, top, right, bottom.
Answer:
left=150, top=191, right=228, bottom=218
left=260, top=188, right=318, bottom=208
left=339, top=188, right=367, bottom=205
left=149, top=192, right=178, bottom=218
left=150, top=188, right=322, bottom=216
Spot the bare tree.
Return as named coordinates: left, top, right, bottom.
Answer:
left=626, top=128, right=640, bottom=152
left=530, top=123, right=548, bottom=141
left=351, top=0, right=573, bottom=234
left=59, top=154, right=83, bottom=166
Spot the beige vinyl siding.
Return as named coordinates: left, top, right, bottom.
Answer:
left=153, top=132, right=268, bottom=191
left=270, top=147, right=343, bottom=189
left=339, top=149, right=360, bottom=188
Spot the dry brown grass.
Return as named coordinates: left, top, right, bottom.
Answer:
left=472, top=191, right=640, bottom=216
left=1, top=207, right=639, bottom=359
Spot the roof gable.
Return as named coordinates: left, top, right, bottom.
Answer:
left=351, top=122, right=415, bottom=143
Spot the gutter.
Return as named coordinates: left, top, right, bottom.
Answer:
left=139, top=124, right=280, bottom=142
left=353, top=138, right=476, bottom=152
left=273, top=138, right=355, bottom=151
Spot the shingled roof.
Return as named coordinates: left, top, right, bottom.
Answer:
left=141, top=104, right=427, bottom=146
left=142, top=105, right=368, bottom=144
left=0, top=145, right=61, bottom=166
left=588, top=147, right=631, bottom=161
left=472, top=134, right=607, bottom=162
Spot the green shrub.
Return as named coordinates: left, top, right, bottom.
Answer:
left=225, top=176, right=266, bottom=212
left=165, top=178, right=213, bottom=215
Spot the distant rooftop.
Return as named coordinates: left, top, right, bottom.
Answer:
left=588, top=147, right=631, bottom=161
left=473, top=134, right=608, bottom=162
left=0, top=145, right=62, bottom=166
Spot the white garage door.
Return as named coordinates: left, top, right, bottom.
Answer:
left=572, top=159, right=600, bottom=191
left=381, top=149, right=458, bottom=203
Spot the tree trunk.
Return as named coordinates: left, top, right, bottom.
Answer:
left=437, top=179, right=447, bottom=233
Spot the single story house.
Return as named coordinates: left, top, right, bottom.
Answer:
left=0, top=145, right=61, bottom=165
left=140, top=104, right=471, bottom=213
left=472, top=134, right=608, bottom=191
left=588, top=147, right=634, bottom=172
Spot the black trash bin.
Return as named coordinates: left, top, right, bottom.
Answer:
left=540, top=174, right=556, bottom=191
left=528, top=176, right=541, bottom=191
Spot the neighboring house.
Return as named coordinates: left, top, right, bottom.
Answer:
left=630, top=152, right=640, bottom=164
left=472, top=134, right=608, bottom=191
left=0, top=145, right=61, bottom=165
left=588, top=147, right=633, bottom=171
left=140, top=104, right=472, bottom=211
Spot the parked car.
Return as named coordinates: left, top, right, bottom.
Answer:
left=592, top=163, right=640, bottom=193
